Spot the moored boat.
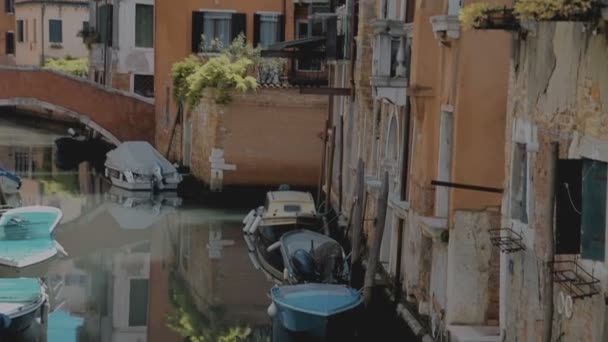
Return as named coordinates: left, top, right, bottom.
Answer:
left=104, top=141, right=182, bottom=191
left=0, top=278, right=47, bottom=333
left=0, top=168, right=21, bottom=195
left=269, top=283, right=363, bottom=339
left=0, top=206, right=65, bottom=268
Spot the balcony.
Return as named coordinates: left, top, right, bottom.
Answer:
left=371, top=21, right=412, bottom=106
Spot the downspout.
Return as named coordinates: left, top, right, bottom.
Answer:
left=40, top=3, right=45, bottom=65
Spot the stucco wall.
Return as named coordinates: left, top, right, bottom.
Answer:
left=14, top=2, right=89, bottom=66
left=502, top=22, right=608, bottom=342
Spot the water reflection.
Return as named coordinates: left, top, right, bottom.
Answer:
left=0, top=117, right=273, bottom=342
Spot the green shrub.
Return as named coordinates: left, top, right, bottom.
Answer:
left=43, top=57, right=89, bottom=77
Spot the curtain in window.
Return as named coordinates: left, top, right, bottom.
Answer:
left=135, top=4, right=153, bottom=48
left=259, top=15, right=278, bottom=48
left=581, top=159, right=607, bottom=261
left=203, top=13, right=231, bottom=50
left=49, top=20, right=62, bottom=43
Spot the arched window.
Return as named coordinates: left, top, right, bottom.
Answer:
left=386, top=114, right=399, bottom=162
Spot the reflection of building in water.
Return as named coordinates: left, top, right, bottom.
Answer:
left=170, top=209, right=272, bottom=327
left=47, top=259, right=90, bottom=314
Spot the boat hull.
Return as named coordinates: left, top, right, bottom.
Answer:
left=273, top=303, right=361, bottom=339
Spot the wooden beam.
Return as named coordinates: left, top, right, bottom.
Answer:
left=431, top=180, right=503, bottom=194
left=299, top=87, right=352, bottom=96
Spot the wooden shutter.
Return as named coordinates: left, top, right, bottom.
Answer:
left=581, top=159, right=607, bottom=261
left=192, top=11, right=205, bottom=53
left=555, top=159, right=582, bottom=254
left=231, top=13, right=246, bottom=41
left=5, top=32, right=14, bottom=54
left=278, top=14, right=285, bottom=42
left=253, top=14, right=260, bottom=47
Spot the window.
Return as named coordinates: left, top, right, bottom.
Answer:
left=16, top=20, right=23, bottom=42
left=5, top=32, right=14, bottom=55
left=4, top=0, right=13, bottom=13
left=82, top=21, right=89, bottom=34
left=133, top=74, right=154, bottom=98
left=128, top=279, right=149, bottom=326
left=296, top=21, right=321, bottom=71
left=510, top=143, right=528, bottom=223
left=49, top=20, right=62, bottom=43
left=192, top=12, right=245, bottom=53
left=97, top=4, right=113, bottom=47
left=555, top=158, right=607, bottom=261
left=448, top=0, right=462, bottom=15
left=255, top=13, right=283, bottom=48
left=135, top=4, right=153, bottom=48
left=202, top=12, right=231, bottom=50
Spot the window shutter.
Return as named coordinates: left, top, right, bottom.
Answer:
left=326, top=16, right=337, bottom=60
left=231, top=13, right=246, bottom=41
left=278, top=14, right=285, bottom=42
left=5, top=32, right=14, bottom=54
left=253, top=14, right=260, bottom=47
left=581, top=159, right=607, bottom=261
left=555, top=159, right=582, bottom=254
left=192, top=11, right=205, bottom=53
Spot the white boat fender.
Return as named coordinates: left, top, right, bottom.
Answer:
left=243, top=213, right=256, bottom=233
left=242, top=209, right=255, bottom=224
left=248, top=215, right=262, bottom=234
left=124, top=170, right=135, bottom=183
left=267, top=303, right=277, bottom=317
left=283, top=268, right=289, bottom=280
left=248, top=252, right=261, bottom=270
left=266, top=241, right=281, bottom=253
left=243, top=234, right=255, bottom=251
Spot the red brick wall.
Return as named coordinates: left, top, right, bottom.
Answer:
left=0, top=67, right=155, bottom=142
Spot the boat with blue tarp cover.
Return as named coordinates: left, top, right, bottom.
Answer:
left=0, top=278, right=46, bottom=333
left=269, top=283, right=363, bottom=340
left=0, top=206, right=65, bottom=268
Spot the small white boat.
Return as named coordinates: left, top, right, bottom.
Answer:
left=0, top=206, right=65, bottom=268
left=0, top=168, right=21, bottom=195
left=104, top=141, right=182, bottom=191
left=105, top=186, right=182, bottom=230
left=0, top=278, right=47, bottom=333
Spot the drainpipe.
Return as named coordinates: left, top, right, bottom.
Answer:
left=40, top=3, right=45, bottom=66
left=542, top=143, right=558, bottom=342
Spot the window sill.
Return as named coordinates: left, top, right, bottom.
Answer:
left=371, top=76, right=408, bottom=88
left=133, top=46, right=154, bottom=51
left=372, top=18, right=407, bottom=37
left=50, top=43, right=63, bottom=49
left=429, top=15, right=460, bottom=40
left=419, top=216, right=448, bottom=243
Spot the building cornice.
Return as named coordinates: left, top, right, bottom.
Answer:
left=14, top=1, right=88, bottom=7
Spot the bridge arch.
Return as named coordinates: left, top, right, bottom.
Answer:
left=0, top=66, right=155, bottom=143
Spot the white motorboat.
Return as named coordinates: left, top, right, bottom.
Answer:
left=104, top=141, right=182, bottom=191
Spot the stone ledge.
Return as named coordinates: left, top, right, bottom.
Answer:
left=429, top=15, right=460, bottom=40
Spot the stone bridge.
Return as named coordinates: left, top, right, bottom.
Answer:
left=0, top=66, right=155, bottom=144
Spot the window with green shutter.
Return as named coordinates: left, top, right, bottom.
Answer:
left=581, top=159, right=607, bottom=261
left=128, top=278, right=149, bottom=326
left=135, top=4, right=153, bottom=48
left=49, top=19, right=62, bottom=43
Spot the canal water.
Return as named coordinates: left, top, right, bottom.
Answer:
left=0, top=116, right=416, bottom=342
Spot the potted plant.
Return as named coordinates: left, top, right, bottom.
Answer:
left=77, top=26, right=100, bottom=50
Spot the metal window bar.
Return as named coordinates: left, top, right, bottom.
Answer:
left=549, top=259, right=601, bottom=300
left=488, top=227, right=525, bottom=253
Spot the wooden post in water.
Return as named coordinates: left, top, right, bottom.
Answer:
left=363, top=171, right=389, bottom=305
left=350, top=159, right=365, bottom=289
left=325, top=126, right=336, bottom=215
left=317, top=119, right=329, bottom=206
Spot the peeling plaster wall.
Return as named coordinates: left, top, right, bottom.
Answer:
left=504, top=22, right=608, bottom=342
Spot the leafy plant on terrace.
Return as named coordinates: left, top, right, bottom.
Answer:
left=77, top=26, right=101, bottom=50
left=172, top=33, right=290, bottom=108
left=43, top=57, right=89, bottom=77
left=459, top=3, right=507, bottom=30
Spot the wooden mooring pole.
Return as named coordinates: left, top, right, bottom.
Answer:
left=350, top=158, right=365, bottom=289
left=363, top=171, right=389, bottom=305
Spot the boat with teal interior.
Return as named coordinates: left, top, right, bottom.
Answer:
left=0, top=168, right=21, bottom=195
left=0, top=206, right=65, bottom=268
left=269, top=283, right=363, bottom=340
left=0, top=278, right=47, bottom=333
